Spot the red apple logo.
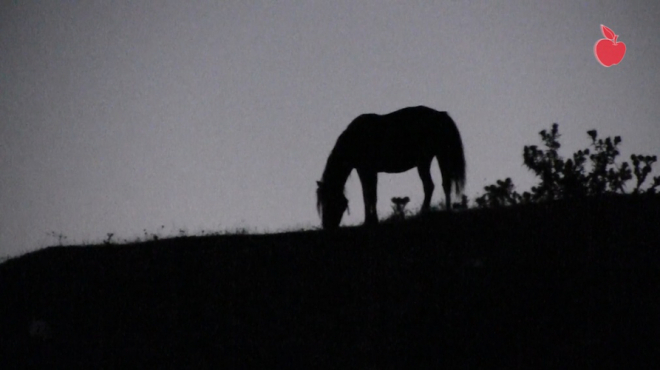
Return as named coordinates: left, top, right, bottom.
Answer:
left=594, top=25, right=626, bottom=67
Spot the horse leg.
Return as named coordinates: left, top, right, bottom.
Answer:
left=439, top=163, right=452, bottom=210
left=417, top=159, right=435, bottom=213
left=358, top=169, right=378, bottom=225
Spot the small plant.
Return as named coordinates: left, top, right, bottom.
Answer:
left=46, top=231, right=68, bottom=246
left=104, top=233, right=115, bottom=245
left=391, top=196, right=410, bottom=220
left=474, top=178, right=528, bottom=208
left=139, top=225, right=166, bottom=241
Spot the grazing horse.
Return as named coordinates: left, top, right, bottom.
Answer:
left=316, top=105, right=466, bottom=229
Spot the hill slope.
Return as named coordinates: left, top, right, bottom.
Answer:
left=1, top=195, right=659, bottom=367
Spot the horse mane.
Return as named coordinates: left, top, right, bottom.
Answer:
left=317, top=132, right=353, bottom=216
left=316, top=187, right=324, bottom=216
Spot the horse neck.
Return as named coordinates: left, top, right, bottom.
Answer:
left=322, top=154, right=352, bottom=192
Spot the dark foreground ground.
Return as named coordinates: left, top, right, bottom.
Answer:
left=1, top=195, right=660, bottom=368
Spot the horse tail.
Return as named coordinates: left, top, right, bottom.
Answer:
left=439, top=113, right=466, bottom=195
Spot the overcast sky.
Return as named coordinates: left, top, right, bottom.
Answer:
left=1, top=0, right=659, bottom=257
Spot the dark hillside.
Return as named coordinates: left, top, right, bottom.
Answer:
left=1, top=195, right=659, bottom=367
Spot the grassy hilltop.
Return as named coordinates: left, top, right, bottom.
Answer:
left=1, top=194, right=659, bottom=367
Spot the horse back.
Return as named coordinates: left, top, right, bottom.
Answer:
left=338, top=106, right=447, bottom=172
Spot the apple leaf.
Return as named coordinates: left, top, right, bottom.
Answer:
left=601, top=24, right=616, bottom=40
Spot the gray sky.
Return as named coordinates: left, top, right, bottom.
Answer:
left=1, top=0, right=659, bottom=257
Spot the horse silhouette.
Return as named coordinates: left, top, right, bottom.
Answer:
left=317, top=106, right=466, bottom=229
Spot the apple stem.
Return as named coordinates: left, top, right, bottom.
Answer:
left=613, top=35, right=618, bottom=43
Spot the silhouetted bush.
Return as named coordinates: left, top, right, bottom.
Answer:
left=476, top=123, right=660, bottom=208
left=475, top=178, right=530, bottom=208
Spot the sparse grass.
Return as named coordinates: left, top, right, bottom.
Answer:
left=2, top=195, right=659, bottom=367
left=37, top=225, right=249, bottom=252
left=46, top=231, right=68, bottom=246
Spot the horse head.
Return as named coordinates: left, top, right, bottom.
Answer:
left=316, top=181, right=349, bottom=229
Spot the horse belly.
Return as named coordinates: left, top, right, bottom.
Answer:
left=352, top=125, right=434, bottom=173
left=381, top=164, right=415, bottom=173
left=372, top=152, right=422, bottom=173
